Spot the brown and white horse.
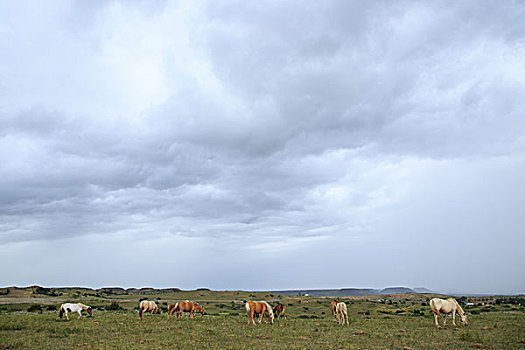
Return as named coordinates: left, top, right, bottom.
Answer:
left=273, top=303, right=286, bottom=319
left=245, top=301, right=274, bottom=325
left=59, top=303, right=92, bottom=320
left=167, top=300, right=204, bottom=320
left=139, top=300, right=158, bottom=320
left=330, top=299, right=339, bottom=320
left=335, top=302, right=349, bottom=325
left=430, top=298, right=467, bottom=328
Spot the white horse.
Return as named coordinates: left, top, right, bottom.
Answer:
left=59, top=303, right=92, bottom=320
left=335, top=302, right=349, bottom=325
left=430, top=298, right=467, bottom=328
left=139, top=300, right=158, bottom=320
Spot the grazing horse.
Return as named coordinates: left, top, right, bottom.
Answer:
left=330, top=299, right=339, bottom=320
left=167, top=300, right=204, bottom=320
left=335, top=302, right=349, bottom=325
left=59, top=303, right=92, bottom=321
left=430, top=298, right=467, bottom=328
left=245, top=301, right=274, bottom=325
left=273, top=303, right=286, bottom=319
left=139, top=300, right=158, bottom=320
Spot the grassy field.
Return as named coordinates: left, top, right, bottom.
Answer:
left=0, top=287, right=524, bottom=349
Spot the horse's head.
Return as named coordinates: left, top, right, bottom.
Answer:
left=460, top=313, right=468, bottom=325
left=86, top=307, right=93, bottom=316
left=269, top=312, right=274, bottom=324
left=197, top=304, right=205, bottom=315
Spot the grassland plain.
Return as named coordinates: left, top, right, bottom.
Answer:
left=0, top=287, right=524, bottom=349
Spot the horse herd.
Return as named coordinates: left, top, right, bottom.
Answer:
left=59, top=297, right=468, bottom=328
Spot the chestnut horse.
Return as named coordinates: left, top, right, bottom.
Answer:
left=139, top=300, right=158, bottom=320
left=273, top=303, right=286, bottom=319
left=330, top=300, right=339, bottom=320
left=245, top=301, right=274, bottom=325
left=167, top=300, right=204, bottom=320
left=430, top=298, right=467, bottom=328
left=59, top=303, right=92, bottom=321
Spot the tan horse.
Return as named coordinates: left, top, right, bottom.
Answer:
left=330, top=300, right=339, bottom=320
left=245, top=301, right=274, bottom=325
left=335, top=302, right=349, bottom=325
left=139, top=300, right=158, bottom=320
left=430, top=298, right=467, bottom=328
left=167, top=300, right=204, bottom=320
left=273, top=303, right=286, bottom=319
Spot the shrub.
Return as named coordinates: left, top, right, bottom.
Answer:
left=28, top=304, right=43, bottom=313
left=106, top=302, right=123, bottom=311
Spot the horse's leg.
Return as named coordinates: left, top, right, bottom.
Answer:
left=443, top=313, right=447, bottom=325
left=65, top=311, right=69, bottom=321
left=345, top=310, right=349, bottom=325
left=452, top=311, right=457, bottom=326
left=78, top=310, right=82, bottom=319
left=433, top=312, right=440, bottom=327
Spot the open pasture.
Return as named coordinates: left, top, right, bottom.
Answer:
left=0, top=288, right=524, bottom=349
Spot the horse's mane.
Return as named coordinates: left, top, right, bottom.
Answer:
left=77, top=303, right=89, bottom=310
left=453, top=299, right=465, bottom=315
left=262, top=301, right=274, bottom=317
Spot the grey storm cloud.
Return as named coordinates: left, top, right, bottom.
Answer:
left=0, top=0, right=524, bottom=293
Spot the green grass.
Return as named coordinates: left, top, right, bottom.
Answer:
left=1, top=290, right=524, bottom=349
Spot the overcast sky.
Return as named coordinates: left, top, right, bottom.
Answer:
left=1, top=0, right=524, bottom=294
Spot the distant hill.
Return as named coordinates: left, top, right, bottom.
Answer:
left=380, top=287, right=415, bottom=294
left=271, top=286, right=435, bottom=297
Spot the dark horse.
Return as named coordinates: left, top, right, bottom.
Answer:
left=273, top=303, right=286, bottom=319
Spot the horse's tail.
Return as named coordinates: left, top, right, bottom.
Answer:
left=429, top=298, right=437, bottom=313
left=59, top=305, right=64, bottom=319
left=167, top=304, right=174, bottom=318
left=168, top=303, right=178, bottom=318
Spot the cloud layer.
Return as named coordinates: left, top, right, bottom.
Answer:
left=1, top=0, right=524, bottom=293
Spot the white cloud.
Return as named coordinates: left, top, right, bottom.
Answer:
left=0, top=0, right=524, bottom=293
